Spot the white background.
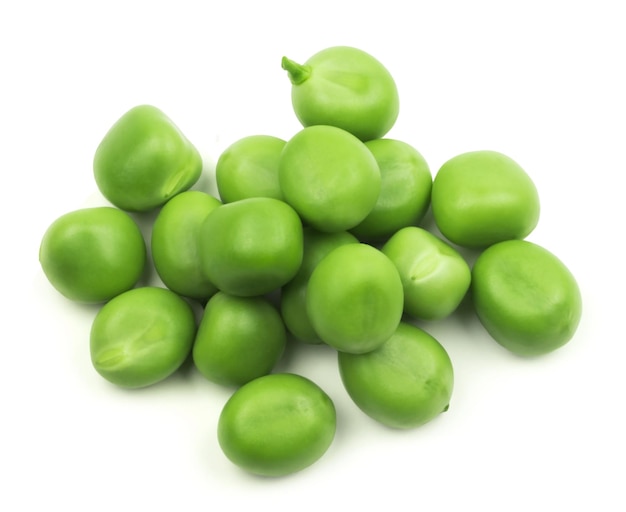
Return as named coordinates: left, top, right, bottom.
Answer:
left=2, top=1, right=625, bottom=510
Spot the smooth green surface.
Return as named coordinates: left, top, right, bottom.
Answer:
left=93, top=104, right=202, bottom=212
left=351, top=139, right=432, bottom=241
left=216, top=135, right=286, bottom=203
left=279, top=125, right=381, bottom=232
left=90, top=287, right=197, bottom=388
left=218, top=373, right=336, bottom=477
left=382, top=227, right=471, bottom=320
left=338, top=322, right=454, bottom=429
left=280, top=228, right=359, bottom=344
left=198, top=197, right=303, bottom=296
left=39, top=207, right=146, bottom=303
left=282, top=46, right=399, bottom=141
left=306, top=243, right=404, bottom=354
left=472, top=240, right=582, bottom=356
left=431, top=150, right=540, bottom=248
left=151, top=191, right=221, bottom=301
left=193, top=292, right=286, bottom=387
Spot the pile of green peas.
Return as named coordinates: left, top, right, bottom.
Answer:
left=39, top=46, right=582, bottom=477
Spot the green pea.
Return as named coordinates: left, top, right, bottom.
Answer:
left=431, top=150, right=540, bottom=248
left=280, top=228, right=359, bottom=344
left=198, top=197, right=303, bottom=296
left=350, top=138, right=432, bottom=241
left=306, top=243, right=404, bottom=354
left=39, top=207, right=146, bottom=303
left=472, top=240, right=582, bottom=356
left=279, top=125, right=381, bottom=233
left=93, top=105, right=203, bottom=212
left=382, top=226, right=471, bottom=320
left=218, top=373, right=336, bottom=477
left=338, top=322, right=454, bottom=429
left=282, top=46, right=399, bottom=141
left=192, top=292, right=286, bottom=387
left=215, top=135, right=286, bottom=203
left=90, top=287, right=197, bottom=388
left=151, top=191, right=221, bottom=302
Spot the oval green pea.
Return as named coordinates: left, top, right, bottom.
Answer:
left=218, top=373, right=336, bottom=477
left=151, top=190, right=221, bottom=302
left=382, top=226, right=471, bottom=320
left=93, top=104, right=203, bottom=212
left=472, top=239, right=582, bottom=356
left=282, top=46, right=399, bottom=141
left=306, top=243, right=404, bottom=354
left=39, top=207, right=146, bottom=303
left=90, top=287, right=197, bottom=388
left=432, top=150, right=540, bottom=248
left=198, top=197, right=303, bottom=297
left=351, top=139, right=432, bottom=242
left=193, top=292, right=286, bottom=387
left=279, top=125, right=381, bottom=233
left=215, top=135, right=286, bottom=203
left=339, top=322, right=454, bottom=429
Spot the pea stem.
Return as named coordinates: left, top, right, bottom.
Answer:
left=281, top=56, right=311, bottom=85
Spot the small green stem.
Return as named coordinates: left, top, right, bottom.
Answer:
left=281, top=56, right=311, bottom=85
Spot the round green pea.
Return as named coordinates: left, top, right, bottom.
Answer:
left=39, top=207, right=146, bottom=303
left=93, top=104, right=203, bottom=212
left=382, top=226, right=471, bottom=320
left=306, top=243, right=404, bottom=354
left=90, top=287, right=197, bottom=388
left=338, top=322, right=454, bottom=429
left=198, top=197, right=303, bottom=296
left=350, top=139, right=432, bottom=242
left=431, top=150, right=540, bottom=248
left=215, top=135, right=286, bottom=203
left=192, top=292, right=286, bottom=387
left=218, top=373, right=336, bottom=477
left=282, top=46, right=399, bottom=141
left=472, top=239, right=582, bottom=356
left=151, top=190, right=221, bottom=302
left=279, top=125, right=381, bottom=233
left=280, top=228, right=359, bottom=344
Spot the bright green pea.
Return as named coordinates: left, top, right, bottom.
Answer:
left=431, top=150, right=540, bottom=248
left=306, top=243, right=404, bottom=354
left=90, top=287, right=197, bottom=388
left=93, top=105, right=202, bottom=212
left=472, top=240, right=582, bottom=356
left=338, top=322, right=454, bottom=429
left=382, top=226, right=471, bottom=320
left=218, top=373, right=336, bottom=477
left=279, top=125, right=381, bottom=233
left=151, top=191, right=221, bottom=302
left=350, top=138, right=432, bottom=241
left=192, top=292, right=286, bottom=387
left=198, top=197, right=303, bottom=296
left=39, top=207, right=146, bottom=303
left=280, top=228, right=359, bottom=344
left=215, top=135, right=286, bottom=203
left=282, top=46, right=399, bottom=141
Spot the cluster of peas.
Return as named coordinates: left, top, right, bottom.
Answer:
left=39, top=46, right=582, bottom=477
